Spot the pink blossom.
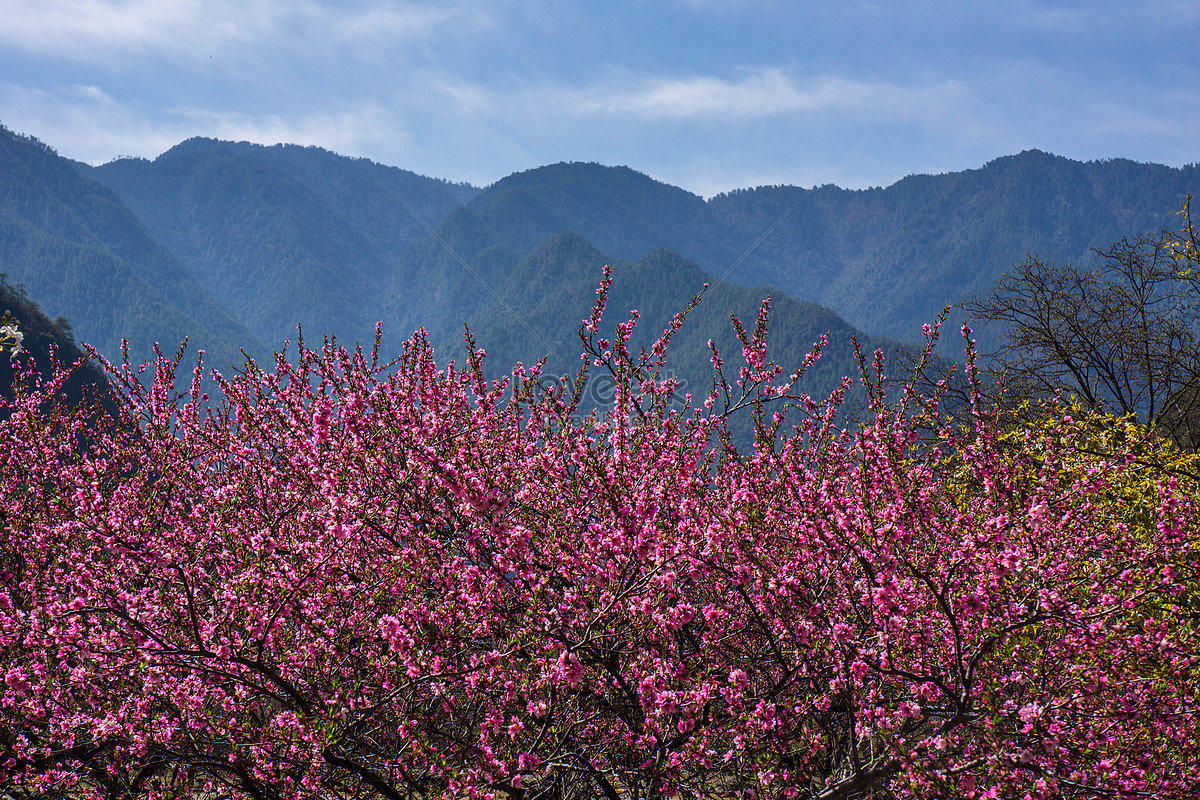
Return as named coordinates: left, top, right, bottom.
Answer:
left=0, top=274, right=1196, bottom=799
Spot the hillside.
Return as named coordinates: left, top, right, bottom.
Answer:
left=459, top=232, right=876, bottom=398
left=467, top=162, right=742, bottom=266
left=708, top=150, right=1200, bottom=338
left=84, top=139, right=479, bottom=348
left=410, top=154, right=1198, bottom=343
left=0, top=125, right=266, bottom=371
left=378, top=176, right=884, bottom=410
left=6, top=124, right=1197, bottom=401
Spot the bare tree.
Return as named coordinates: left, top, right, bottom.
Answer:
left=963, top=211, right=1200, bottom=451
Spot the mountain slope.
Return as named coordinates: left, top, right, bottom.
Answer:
left=708, top=151, right=1200, bottom=339
left=84, top=139, right=479, bottom=348
left=412, top=154, right=1199, bottom=343
left=0, top=125, right=267, bottom=370
left=16, top=125, right=1196, bottom=383
left=0, top=275, right=110, bottom=412
left=383, top=203, right=525, bottom=347
left=468, top=162, right=743, bottom=266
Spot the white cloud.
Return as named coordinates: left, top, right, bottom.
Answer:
left=553, top=68, right=968, bottom=123
left=68, top=84, right=115, bottom=104
left=0, top=0, right=482, bottom=63
left=0, top=0, right=243, bottom=58
left=414, top=72, right=493, bottom=114
left=1005, top=0, right=1200, bottom=32
left=326, top=3, right=481, bottom=44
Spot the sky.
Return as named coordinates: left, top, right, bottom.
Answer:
left=1, top=0, right=1197, bottom=198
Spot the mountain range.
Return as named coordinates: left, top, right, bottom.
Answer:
left=2, top=121, right=1196, bottom=409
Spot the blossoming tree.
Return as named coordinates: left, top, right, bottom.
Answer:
left=1, top=273, right=1197, bottom=799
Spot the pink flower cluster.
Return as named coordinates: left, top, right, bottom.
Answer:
left=0, top=281, right=1197, bottom=799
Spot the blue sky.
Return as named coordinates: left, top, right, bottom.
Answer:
left=1, top=0, right=1196, bottom=197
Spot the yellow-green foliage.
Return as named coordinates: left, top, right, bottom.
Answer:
left=999, top=401, right=1200, bottom=635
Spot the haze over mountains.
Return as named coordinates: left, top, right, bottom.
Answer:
left=1, top=122, right=1196, bottom=406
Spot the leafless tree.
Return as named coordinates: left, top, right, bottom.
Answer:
left=963, top=215, right=1200, bottom=451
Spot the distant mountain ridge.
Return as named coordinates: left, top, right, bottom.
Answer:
left=707, top=150, right=1200, bottom=338
left=457, top=231, right=875, bottom=394
left=69, top=135, right=887, bottom=405
left=3, top=123, right=1197, bottom=414
left=376, top=171, right=883, bottom=404
left=432, top=152, right=1197, bottom=341
left=470, top=162, right=739, bottom=264
left=0, top=125, right=268, bottom=372
left=84, top=138, right=480, bottom=348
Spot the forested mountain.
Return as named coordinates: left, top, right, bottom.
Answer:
left=370, top=154, right=1200, bottom=356
left=382, top=203, right=524, bottom=348
left=0, top=125, right=267, bottom=371
left=380, top=154, right=1200, bottom=401
left=466, top=163, right=742, bottom=266
left=709, top=151, right=1200, bottom=339
left=83, top=139, right=479, bottom=347
left=404, top=154, right=1197, bottom=343
left=377, top=161, right=884, bottom=396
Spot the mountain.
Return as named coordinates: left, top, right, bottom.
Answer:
left=466, top=162, right=742, bottom=267
left=382, top=203, right=525, bottom=347
left=9, top=123, right=1197, bottom=406
left=0, top=125, right=267, bottom=371
left=379, top=163, right=876, bottom=388
left=708, top=151, right=1200, bottom=339
left=433, top=231, right=890, bottom=449
left=411, top=155, right=1197, bottom=343
left=83, top=139, right=479, bottom=348
left=375, top=165, right=886, bottom=409
left=379, top=154, right=1193, bottom=411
